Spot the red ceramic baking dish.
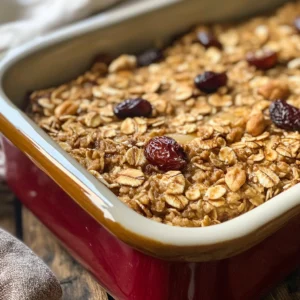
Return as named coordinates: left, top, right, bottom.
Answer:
left=0, top=0, right=299, bottom=299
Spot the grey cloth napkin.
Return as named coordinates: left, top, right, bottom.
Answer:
left=0, top=228, right=62, bottom=300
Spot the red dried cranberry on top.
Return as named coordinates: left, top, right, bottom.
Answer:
left=197, top=31, right=222, bottom=49
left=246, top=50, right=278, bottom=70
left=269, top=99, right=300, bottom=131
left=144, top=136, right=187, bottom=171
left=194, top=71, right=227, bottom=93
left=114, top=98, right=152, bottom=119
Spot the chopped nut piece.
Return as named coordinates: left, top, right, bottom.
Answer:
left=258, top=80, right=290, bottom=100
left=246, top=113, right=266, bottom=137
left=225, top=167, right=246, bottom=192
left=219, top=147, right=237, bottom=165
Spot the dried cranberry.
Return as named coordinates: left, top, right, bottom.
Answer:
left=197, top=31, right=222, bottom=49
left=269, top=99, right=300, bottom=131
left=114, top=98, right=152, bottom=119
left=144, top=136, right=187, bottom=171
left=137, top=48, right=164, bottom=67
left=295, top=16, right=300, bottom=32
left=246, top=50, right=278, bottom=70
left=194, top=71, right=227, bottom=93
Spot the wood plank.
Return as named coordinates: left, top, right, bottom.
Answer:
left=0, top=202, right=15, bottom=234
left=264, top=285, right=300, bottom=300
left=22, top=208, right=108, bottom=300
left=263, top=270, right=300, bottom=300
left=0, top=182, right=15, bottom=234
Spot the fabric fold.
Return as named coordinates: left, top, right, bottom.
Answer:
left=0, top=0, right=123, bottom=54
left=0, top=229, right=62, bottom=300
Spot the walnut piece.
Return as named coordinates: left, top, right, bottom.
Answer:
left=225, top=166, right=246, bottom=192
left=258, top=80, right=290, bottom=100
left=246, top=113, right=266, bottom=137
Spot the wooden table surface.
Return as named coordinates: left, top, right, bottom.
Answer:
left=0, top=191, right=300, bottom=300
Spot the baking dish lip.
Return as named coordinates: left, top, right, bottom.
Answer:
left=0, top=0, right=300, bottom=252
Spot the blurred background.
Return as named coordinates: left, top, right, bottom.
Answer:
left=0, top=0, right=149, bottom=56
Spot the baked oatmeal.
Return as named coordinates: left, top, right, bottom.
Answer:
left=28, top=2, right=300, bottom=227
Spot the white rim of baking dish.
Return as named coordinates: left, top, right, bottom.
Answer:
left=0, top=0, right=299, bottom=248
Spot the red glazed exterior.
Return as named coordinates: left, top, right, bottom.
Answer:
left=2, top=136, right=300, bottom=300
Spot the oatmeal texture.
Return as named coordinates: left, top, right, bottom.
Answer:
left=29, top=2, right=300, bottom=227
